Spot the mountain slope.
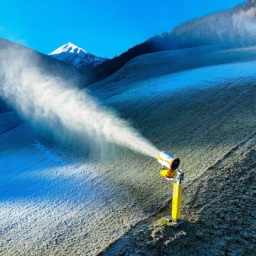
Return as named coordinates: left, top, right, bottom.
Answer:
left=90, top=47, right=256, bottom=255
left=84, top=0, right=256, bottom=86
left=163, top=0, right=256, bottom=49
left=1, top=45, right=255, bottom=255
left=49, top=42, right=108, bottom=70
left=1, top=2, right=256, bottom=254
left=149, top=0, right=256, bottom=50
left=101, top=130, right=256, bottom=256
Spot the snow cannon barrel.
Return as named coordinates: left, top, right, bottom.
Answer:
left=158, top=151, right=180, bottom=171
left=158, top=151, right=180, bottom=179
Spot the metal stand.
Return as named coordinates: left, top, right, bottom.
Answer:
left=161, top=169, right=184, bottom=227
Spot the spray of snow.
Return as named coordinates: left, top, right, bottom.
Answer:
left=0, top=46, right=158, bottom=159
left=232, top=7, right=256, bottom=37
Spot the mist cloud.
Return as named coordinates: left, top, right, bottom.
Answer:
left=0, top=46, right=158, bottom=159
left=232, top=7, right=256, bottom=37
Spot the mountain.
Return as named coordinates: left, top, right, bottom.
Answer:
left=49, top=42, right=108, bottom=70
left=148, top=0, right=256, bottom=50
left=84, top=0, right=256, bottom=86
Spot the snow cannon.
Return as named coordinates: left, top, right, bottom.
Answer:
left=158, top=151, right=184, bottom=225
left=158, top=151, right=180, bottom=179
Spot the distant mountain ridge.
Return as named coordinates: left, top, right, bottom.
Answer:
left=161, top=0, right=256, bottom=50
left=49, top=42, right=108, bottom=70
left=83, top=0, right=256, bottom=86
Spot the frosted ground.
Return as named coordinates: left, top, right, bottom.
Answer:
left=1, top=47, right=256, bottom=255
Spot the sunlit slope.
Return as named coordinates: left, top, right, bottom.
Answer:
left=91, top=46, right=256, bottom=255
left=90, top=45, right=256, bottom=93
left=89, top=45, right=256, bottom=179
left=101, top=125, right=256, bottom=256
left=0, top=113, right=165, bottom=255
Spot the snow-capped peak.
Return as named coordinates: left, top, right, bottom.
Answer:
left=48, top=42, right=108, bottom=69
left=49, top=42, right=87, bottom=55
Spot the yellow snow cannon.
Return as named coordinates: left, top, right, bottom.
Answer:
left=158, top=151, right=180, bottom=179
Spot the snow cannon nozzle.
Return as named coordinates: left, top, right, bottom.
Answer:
left=158, top=151, right=180, bottom=179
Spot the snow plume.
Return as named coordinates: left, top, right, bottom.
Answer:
left=0, top=47, right=158, bottom=159
left=232, top=7, right=256, bottom=37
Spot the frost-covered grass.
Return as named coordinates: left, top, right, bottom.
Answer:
left=0, top=115, right=164, bottom=255
left=90, top=48, right=256, bottom=177
left=1, top=46, right=256, bottom=255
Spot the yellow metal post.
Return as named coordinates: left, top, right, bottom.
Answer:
left=158, top=151, right=183, bottom=226
left=172, top=183, right=182, bottom=221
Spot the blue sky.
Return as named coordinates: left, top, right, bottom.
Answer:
left=0, top=0, right=245, bottom=58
